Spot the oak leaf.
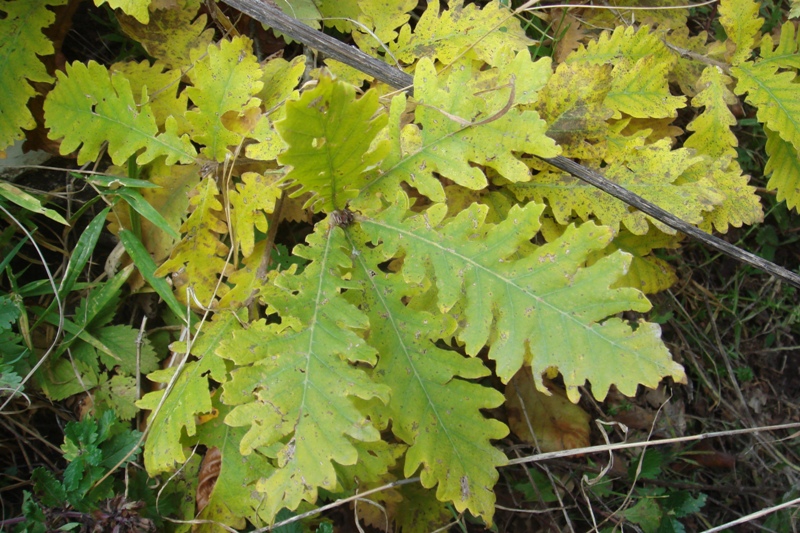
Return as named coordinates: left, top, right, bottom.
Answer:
left=44, top=61, right=196, bottom=165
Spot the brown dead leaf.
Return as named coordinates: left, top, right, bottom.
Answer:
left=505, top=367, right=591, bottom=452
left=354, top=484, right=403, bottom=532
left=644, top=385, right=687, bottom=436
left=607, top=387, right=656, bottom=431
left=279, top=193, right=314, bottom=223
left=554, top=14, right=590, bottom=64
left=676, top=441, right=736, bottom=471
left=196, top=447, right=221, bottom=514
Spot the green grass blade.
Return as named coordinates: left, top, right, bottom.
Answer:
left=114, top=189, right=180, bottom=240
left=118, top=229, right=192, bottom=326
left=59, top=207, right=109, bottom=295
left=0, top=182, right=68, bottom=225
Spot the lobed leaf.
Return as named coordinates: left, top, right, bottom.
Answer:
left=218, top=224, right=389, bottom=521
left=110, top=60, right=189, bottom=130
left=137, top=313, right=234, bottom=474
left=276, top=74, right=388, bottom=212
left=567, top=24, right=668, bottom=66
left=117, top=1, right=214, bottom=69
left=334, top=439, right=406, bottom=495
left=228, top=172, right=281, bottom=258
left=96, top=375, right=139, bottom=421
left=685, top=66, right=739, bottom=161
left=257, top=56, right=306, bottom=111
left=512, top=139, right=724, bottom=235
left=718, top=0, right=763, bottom=66
left=362, top=54, right=558, bottom=203
left=606, top=55, right=685, bottom=119
left=96, top=0, right=150, bottom=24
left=346, top=225, right=508, bottom=522
left=566, top=25, right=685, bottom=119
left=393, top=484, right=451, bottom=533
left=390, top=0, right=531, bottom=66
left=196, top=402, right=275, bottom=527
left=759, top=22, right=800, bottom=70
left=586, top=230, right=681, bottom=294
left=695, top=158, right=763, bottom=233
left=185, top=36, right=264, bottom=161
left=355, top=0, right=417, bottom=50
left=360, top=195, right=685, bottom=401
left=217, top=240, right=269, bottom=309
left=43, top=61, right=196, bottom=165
left=535, top=62, right=613, bottom=160
left=733, top=60, right=800, bottom=154
left=577, top=0, right=688, bottom=31
left=765, top=127, right=800, bottom=211
left=138, top=360, right=207, bottom=475
left=245, top=56, right=306, bottom=162
left=315, top=0, right=360, bottom=32
left=668, top=27, right=715, bottom=97
left=155, top=177, right=230, bottom=307
left=0, top=0, right=66, bottom=152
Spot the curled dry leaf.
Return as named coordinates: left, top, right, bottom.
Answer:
left=196, top=447, right=222, bottom=514
left=353, top=486, right=404, bottom=533
left=505, top=367, right=591, bottom=452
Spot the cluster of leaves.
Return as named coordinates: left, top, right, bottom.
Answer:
left=515, top=450, right=707, bottom=532
left=0, top=177, right=189, bottom=530
left=18, top=411, right=156, bottom=532
left=30, top=412, right=140, bottom=510
left=0, top=192, right=163, bottom=420
left=619, top=450, right=707, bottom=532
left=2, top=0, right=800, bottom=530
left=0, top=295, right=25, bottom=394
left=0, top=181, right=70, bottom=397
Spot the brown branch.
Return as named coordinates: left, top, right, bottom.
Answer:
left=223, top=0, right=413, bottom=91
left=220, top=0, right=800, bottom=290
left=661, top=38, right=731, bottom=74
left=539, top=156, right=800, bottom=290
